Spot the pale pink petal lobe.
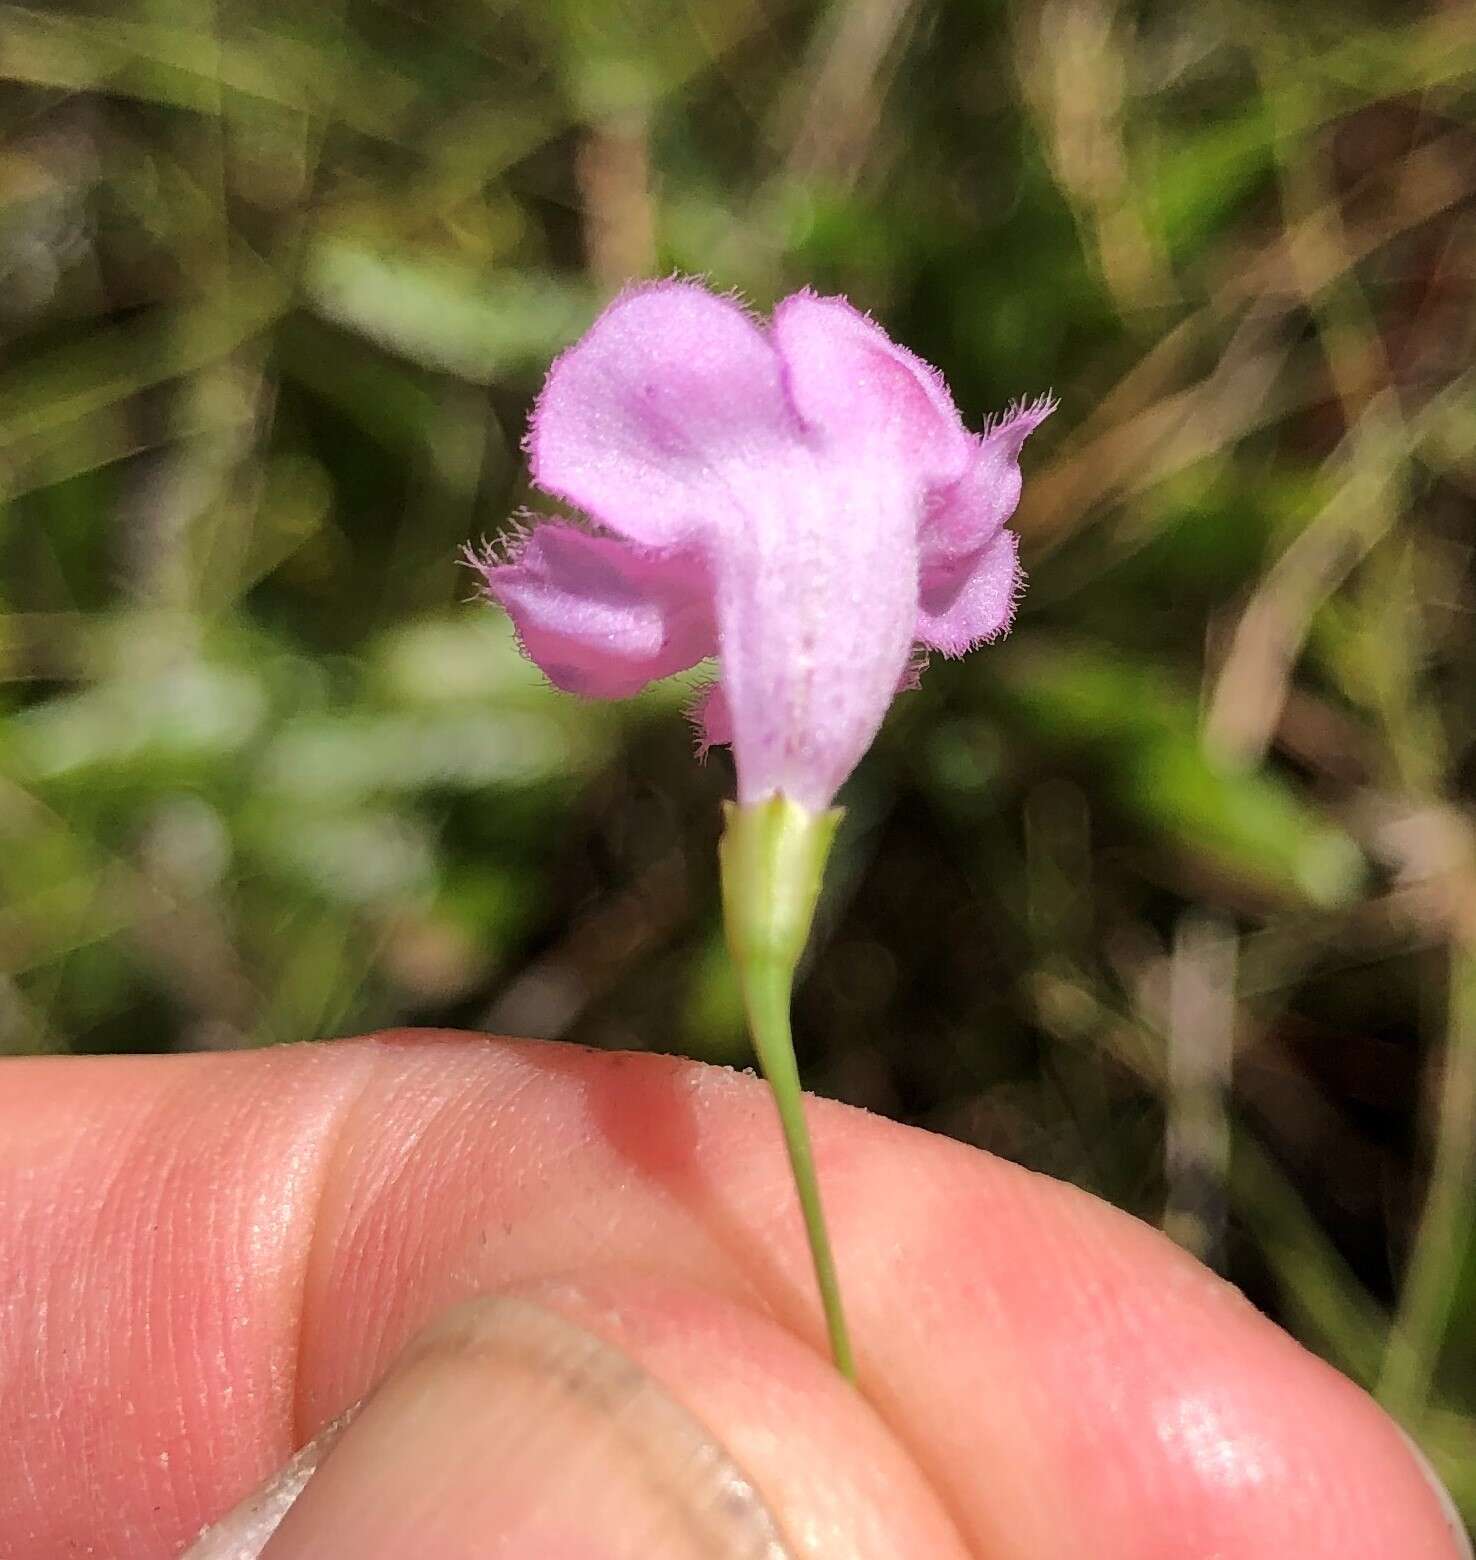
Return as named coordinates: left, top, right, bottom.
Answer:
left=689, top=680, right=733, bottom=758
left=915, top=528, right=1022, bottom=657
left=528, top=281, right=800, bottom=549
left=473, top=524, right=715, bottom=698
left=771, top=292, right=971, bottom=485
left=920, top=395, right=1054, bottom=572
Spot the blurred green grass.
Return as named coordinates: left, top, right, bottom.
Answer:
left=1, top=0, right=1473, bottom=1522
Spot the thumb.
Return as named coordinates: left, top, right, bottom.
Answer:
left=183, top=1284, right=968, bottom=1560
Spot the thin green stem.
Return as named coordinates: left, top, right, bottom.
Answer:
left=1379, top=944, right=1476, bottom=1419
left=741, top=959, right=856, bottom=1380
left=719, top=795, right=853, bottom=1379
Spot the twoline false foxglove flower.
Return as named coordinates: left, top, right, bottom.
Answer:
left=470, top=280, right=1050, bottom=812
left=467, top=280, right=1051, bottom=1377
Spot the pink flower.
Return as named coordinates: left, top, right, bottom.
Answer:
left=468, top=280, right=1051, bottom=812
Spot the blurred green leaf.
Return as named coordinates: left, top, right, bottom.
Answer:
left=992, top=643, right=1366, bottom=907
left=302, top=244, right=595, bottom=383
left=681, top=925, right=749, bottom=1063
left=258, top=707, right=596, bottom=799
left=7, top=664, right=267, bottom=784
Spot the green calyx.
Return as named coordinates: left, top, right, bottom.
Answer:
left=719, top=795, right=854, bottom=1380
left=719, top=796, right=842, bottom=973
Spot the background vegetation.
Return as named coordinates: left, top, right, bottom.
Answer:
left=2, top=0, right=1473, bottom=1527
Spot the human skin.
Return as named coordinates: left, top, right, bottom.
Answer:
left=0, top=1032, right=1466, bottom=1558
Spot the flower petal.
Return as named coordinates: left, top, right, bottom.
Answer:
left=920, top=395, right=1054, bottom=572
left=528, top=281, right=800, bottom=549
left=915, top=528, right=1022, bottom=657
left=689, top=680, right=732, bottom=758
left=771, top=292, right=971, bottom=485
left=480, top=280, right=1050, bottom=810
left=715, top=460, right=920, bottom=810
left=473, top=523, right=714, bottom=698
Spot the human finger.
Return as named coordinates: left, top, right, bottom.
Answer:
left=1, top=1035, right=1466, bottom=1558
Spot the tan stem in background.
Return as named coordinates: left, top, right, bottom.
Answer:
left=578, top=109, right=657, bottom=289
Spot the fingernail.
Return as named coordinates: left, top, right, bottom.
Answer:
left=180, top=1408, right=357, bottom=1559
left=1398, top=1425, right=1473, bottom=1559
left=247, top=1295, right=793, bottom=1558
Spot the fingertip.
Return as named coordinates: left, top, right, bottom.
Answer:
left=251, top=1284, right=968, bottom=1560
left=517, top=1272, right=974, bottom=1560
left=1396, top=1426, right=1474, bottom=1560
left=847, top=1120, right=1468, bottom=1559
